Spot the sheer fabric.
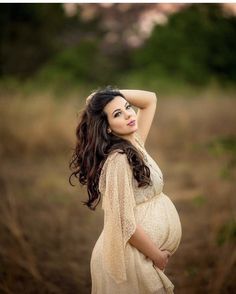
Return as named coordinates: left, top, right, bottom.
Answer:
left=91, top=132, right=182, bottom=293
left=99, top=151, right=137, bottom=283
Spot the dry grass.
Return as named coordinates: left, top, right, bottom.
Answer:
left=0, top=89, right=235, bottom=293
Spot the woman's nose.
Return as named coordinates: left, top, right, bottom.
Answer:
left=125, top=111, right=131, bottom=119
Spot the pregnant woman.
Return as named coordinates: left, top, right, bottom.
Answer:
left=69, top=86, right=182, bottom=293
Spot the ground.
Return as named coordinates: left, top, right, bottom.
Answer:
left=0, top=91, right=235, bottom=293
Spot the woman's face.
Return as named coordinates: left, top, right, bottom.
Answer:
left=103, top=96, right=138, bottom=137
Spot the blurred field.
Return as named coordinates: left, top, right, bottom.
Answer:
left=0, top=89, right=235, bottom=294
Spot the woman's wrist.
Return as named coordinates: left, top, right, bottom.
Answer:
left=119, top=89, right=157, bottom=109
left=85, top=89, right=157, bottom=109
left=151, top=246, right=162, bottom=264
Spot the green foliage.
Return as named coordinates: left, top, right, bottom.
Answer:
left=130, top=4, right=236, bottom=86
left=192, top=194, right=207, bottom=208
left=1, top=4, right=236, bottom=91
left=206, top=135, right=236, bottom=179
left=220, top=166, right=230, bottom=180
left=0, top=4, right=67, bottom=77
left=34, top=39, right=119, bottom=92
left=185, top=265, right=199, bottom=277
left=206, top=135, right=236, bottom=156
left=219, top=158, right=236, bottom=180
left=216, top=219, right=236, bottom=246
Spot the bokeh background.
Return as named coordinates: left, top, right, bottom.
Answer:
left=0, top=3, right=236, bottom=293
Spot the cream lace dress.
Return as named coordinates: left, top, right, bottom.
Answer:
left=90, top=132, right=182, bottom=294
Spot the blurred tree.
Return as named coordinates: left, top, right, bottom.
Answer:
left=35, top=39, right=120, bottom=89
left=1, top=3, right=236, bottom=88
left=130, top=4, right=236, bottom=85
left=0, top=3, right=158, bottom=82
left=0, top=4, right=67, bottom=78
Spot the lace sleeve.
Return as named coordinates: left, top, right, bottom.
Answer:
left=100, top=152, right=137, bottom=284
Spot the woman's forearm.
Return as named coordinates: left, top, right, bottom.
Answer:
left=128, top=223, right=161, bottom=262
left=119, top=89, right=157, bottom=109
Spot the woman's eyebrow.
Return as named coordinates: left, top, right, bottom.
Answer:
left=112, top=101, right=129, bottom=115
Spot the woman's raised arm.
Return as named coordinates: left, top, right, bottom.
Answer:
left=119, top=89, right=157, bottom=145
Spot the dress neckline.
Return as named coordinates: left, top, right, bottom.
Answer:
left=133, top=140, right=148, bottom=162
left=134, top=135, right=164, bottom=182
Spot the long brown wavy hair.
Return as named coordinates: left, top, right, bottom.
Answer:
left=69, top=85, right=152, bottom=210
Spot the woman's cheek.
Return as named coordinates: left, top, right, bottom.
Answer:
left=111, top=120, right=123, bottom=132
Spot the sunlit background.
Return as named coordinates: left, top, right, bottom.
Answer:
left=0, top=3, right=235, bottom=293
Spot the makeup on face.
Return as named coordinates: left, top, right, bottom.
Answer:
left=104, top=96, right=137, bottom=137
left=112, top=101, right=132, bottom=118
left=127, top=120, right=136, bottom=126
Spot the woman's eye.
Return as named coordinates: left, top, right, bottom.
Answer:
left=114, top=105, right=132, bottom=117
left=114, top=112, right=121, bottom=117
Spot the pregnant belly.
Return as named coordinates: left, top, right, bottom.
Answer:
left=134, top=192, right=182, bottom=255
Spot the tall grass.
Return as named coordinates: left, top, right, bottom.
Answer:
left=0, top=87, right=235, bottom=293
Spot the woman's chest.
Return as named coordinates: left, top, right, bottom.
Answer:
left=132, top=151, right=165, bottom=205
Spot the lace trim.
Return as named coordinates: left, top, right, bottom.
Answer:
left=134, top=131, right=145, bottom=149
